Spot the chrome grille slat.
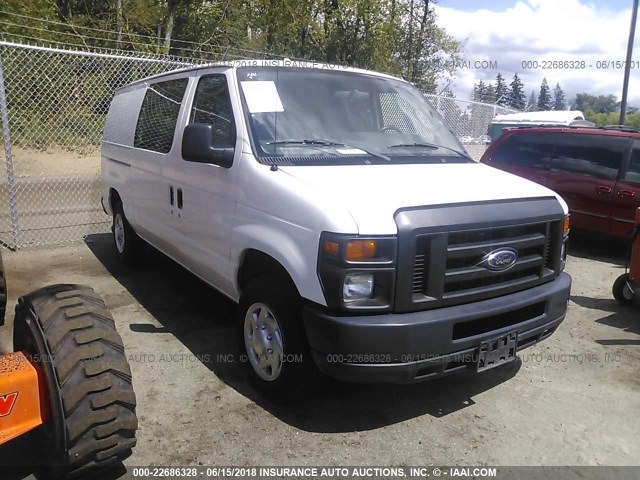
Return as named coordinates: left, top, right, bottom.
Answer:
left=443, top=274, right=540, bottom=300
left=446, top=232, right=546, bottom=259
left=444, top=255, right=544, bottom=283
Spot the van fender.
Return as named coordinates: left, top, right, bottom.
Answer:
left=232, top=223, right=325, bottom=307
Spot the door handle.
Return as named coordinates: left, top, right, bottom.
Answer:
left=596, top=186, right=612, bottom=195
left=169, top=186, right=174, bottom=206
left=617, top=189, right=636, bottom=198
left=177, top=188, right=183, bottom=209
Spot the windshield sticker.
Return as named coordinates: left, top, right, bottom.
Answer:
left=336, top=148, right=367, bottom=155
left=241, top=81, right=284, bottom=113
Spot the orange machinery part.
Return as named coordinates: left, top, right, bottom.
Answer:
left=0, top=351, right=45, bottom=446
left=631, top=208, right=640, bottom=282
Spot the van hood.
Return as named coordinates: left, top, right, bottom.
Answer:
left=277, top=162, right=567, bottom=234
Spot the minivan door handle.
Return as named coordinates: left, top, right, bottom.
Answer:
left=177, top=188, right=183, bottom=209
left=596, top=186, right=612, bottom=195
left=617, top=189, right=636, bottom=198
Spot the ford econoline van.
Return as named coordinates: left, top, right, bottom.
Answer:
left=102, top=61, right=571, bottom=398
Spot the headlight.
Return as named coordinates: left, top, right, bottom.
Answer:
left=343, top=273, right=374, bottom=302
left=318, top=232, right=397, bottom=311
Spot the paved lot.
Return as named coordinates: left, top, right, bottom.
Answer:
left=0, top=233, right=638, bottom=477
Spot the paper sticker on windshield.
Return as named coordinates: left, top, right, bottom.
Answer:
left=241, top=81, right=284, bottom=113
left=336, top=148, right=366, bottom=155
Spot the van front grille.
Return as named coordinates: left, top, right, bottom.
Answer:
left=409, top=220, right=560, bottom=309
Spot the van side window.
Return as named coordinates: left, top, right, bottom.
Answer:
left=190, top=75, right=235, bottom=148
left=624, top=141, right=640, bottom=183
left=551, top=133, right=625, bottom=181
left=490, top=132, right=555, bottom=169
left=134, top=78, right=188, bottom=153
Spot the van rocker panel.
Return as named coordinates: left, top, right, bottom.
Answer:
left=303, top=272, right=571, bottom=383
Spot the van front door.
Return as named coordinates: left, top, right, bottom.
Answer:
left=547, top=133, right=628, bottom=235
left=166, top=73, right=238, bottom=296
left=612, top=139, right=640, bottom=238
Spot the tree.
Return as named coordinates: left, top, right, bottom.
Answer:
left=508, top=73, right=526, bottom=110
left=494, top=73, right=508, bottom=106
left=537, top=77, right=551, bottom=111
left=399, top=0, right=463, bottom=92
left=0, top=0, right=463, bottom=90
left=553, top=83, right=566, bottom=110
left=528, top=90, right=538, bottom=111
left=571, top=93, right=619, bottom=114
left=473, top=80, right=487, bottom=102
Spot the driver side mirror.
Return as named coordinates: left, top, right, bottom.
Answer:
left=182, top=123, right=234, bottom=168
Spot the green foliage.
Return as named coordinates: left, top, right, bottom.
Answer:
left=571, top=93, right=619, bottom=114
left=553, top=83, right=566, bottom=110
left=0, top=1, right=462, bottom=89
left=537, top=77, right=551, bottom=111
left=494, top=73, right=508, bottom=106
left=508, top=73, right=526, bottom=110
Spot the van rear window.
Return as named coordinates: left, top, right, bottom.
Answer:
left=134, top=78, right=188, bottom=154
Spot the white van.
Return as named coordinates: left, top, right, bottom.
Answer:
left=102, top=61, right=571, bottom=398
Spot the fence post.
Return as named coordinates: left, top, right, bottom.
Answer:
left=0, top=51, right=20, bottom=250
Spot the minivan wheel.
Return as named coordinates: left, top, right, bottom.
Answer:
left=112, top=202, right=139, bottom=264
left=238, top=279, right=313, bottom=401
left=613, top=273, right=634, bottom=305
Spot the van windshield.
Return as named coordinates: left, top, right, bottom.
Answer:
left=236, top=66, right=470, bottom=165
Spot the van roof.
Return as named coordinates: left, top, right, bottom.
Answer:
left=492, top=110, right=585, bottom=124
left=116, top=59, right=408, bottom=92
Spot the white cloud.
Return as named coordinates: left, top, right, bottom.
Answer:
left=434, top=0, right=640, bottom=107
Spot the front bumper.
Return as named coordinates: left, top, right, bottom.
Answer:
left=303, top=272, right=571, bottom=383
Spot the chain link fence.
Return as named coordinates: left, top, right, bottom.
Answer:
left=424, top=94, right=518, bottom=160
left=0, top=41, right=518, bottom=249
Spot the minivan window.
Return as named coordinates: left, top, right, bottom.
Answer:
left=134, top=78, right=188, bottom=153
left=625, top=140, right=640, bottom=183
left=190, top=75, right=235, bottom=148
left=551, top=133, right=626, bottom=181
left=237, top=67, right=468, bottom=165
left=491, top=132, right=556, bottom=169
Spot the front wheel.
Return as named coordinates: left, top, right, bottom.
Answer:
left=238, top=280, right=314, bottom=401
left=112, top=202, right=140, bottom=264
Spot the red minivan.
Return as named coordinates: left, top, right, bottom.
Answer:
left=480, top=126, right=640, bottom=238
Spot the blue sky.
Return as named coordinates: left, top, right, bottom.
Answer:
left=435, top=0, right=640, bottom=107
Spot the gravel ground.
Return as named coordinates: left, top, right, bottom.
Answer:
left=0, top=232, right=638, bottom=477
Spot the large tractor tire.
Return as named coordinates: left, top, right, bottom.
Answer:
left=12, top=284, right=137, bottom=478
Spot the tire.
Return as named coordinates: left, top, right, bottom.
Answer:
left=0, top=247, right=6, bottom=326
left=238, top=279, right=315, bottom=402
left=613, top=273, right=635, bottom=305
left=112, top=201, right=140, bottom=264
left=13, top=284, right=137, bottom=477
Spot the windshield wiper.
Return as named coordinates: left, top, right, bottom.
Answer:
left=265, top=139, right=344, bottom=146
left=387, top=142, right=473, bottom=161
left=266, top=139, right=391, bottom=162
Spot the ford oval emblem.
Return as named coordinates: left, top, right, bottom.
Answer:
left=482, top=248, right=518, bottom=271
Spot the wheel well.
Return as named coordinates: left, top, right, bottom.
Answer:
left=237, top=250, right=298, bottom=294
left=109, top=188, right=122, bottom=212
